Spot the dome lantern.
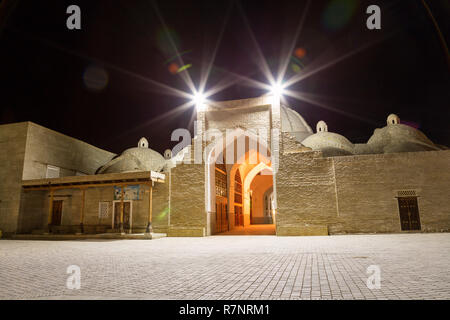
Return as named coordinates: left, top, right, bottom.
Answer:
left=138, top=137, right=149, bottom=148
left=316, top=121, right=328, bottom=133
left=387, top=114, right=400, bottom=125
left=164, top=149, right=172, bottom=160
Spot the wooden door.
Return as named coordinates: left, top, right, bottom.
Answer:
left=235, top=206, right=243, bottom=227
left=114, top=202, right=121, bottom=229
left=221, top=203, right=228, bottom=232
left=398, top=197, right=421, bottom=231
left=114, top=202, right=131, bottom=230
left=215, top=198, right=228, bottom=233
left=51, top=200, right=63, bottom=226
left=123, top=202, right=131, bottom=230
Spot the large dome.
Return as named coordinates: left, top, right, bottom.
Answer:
left=97, top=138, right=166, bottom=174
left=280, top=105, right=313, bottom=142
left=366, top=123, right=441, bottom=154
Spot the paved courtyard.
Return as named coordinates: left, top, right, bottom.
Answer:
left=0, top=233, right=449, bottom=300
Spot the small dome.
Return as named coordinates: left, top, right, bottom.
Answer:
left=316, top=121, right=328, bottom=133
left=367, top=123, right=440, bottom=154
left=302, top=132, right=354, bottom=157
left=280, top=105, right=313, bottom=142
left=97, top=143, right=165, bottom=174
left=387, top=114, right=400, bottom=125
left=164, top=149, right=172, bottom=160
left=138, top=137, right=149, bottom=148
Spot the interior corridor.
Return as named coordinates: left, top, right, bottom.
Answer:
left=217, top=224, right=276, bottom=235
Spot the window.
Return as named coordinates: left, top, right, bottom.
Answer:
left=215, top=169, right=227, bottom=197
left=234, top=169, right=242, bottom=204
left=98, top=202, right=110, bottom=219
left=46, top=165, right=60, bottom=178
left=215, top=161, right=227, bottom=197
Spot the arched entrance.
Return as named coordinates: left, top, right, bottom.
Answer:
left=205, top=129, right=276, bottom=235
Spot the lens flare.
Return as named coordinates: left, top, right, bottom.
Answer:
left=192, top=91, right=206, bottom=111
left=168, top=62, right=179, bottom=74
left=83, top=65, right=108, bottom=91
left=270, top=82, right=285, bottom=97
left=294, top=47, right=307, bottom=59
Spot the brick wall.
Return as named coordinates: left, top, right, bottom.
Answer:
left=0, top=122, right=28, bottom=235
left=18, top=182, right=169, bottom=234
left=332, top=150, right=450, bottom=233
left=22, top=122, right=115, bottom=179
left=168, top=163, right=206, bottom=236
left=276, top=149, right=450, bottom=235
left=276, top=151, right=338, bottom=236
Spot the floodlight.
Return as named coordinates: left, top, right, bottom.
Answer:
left=192, top=92, right=206, bottom=110
left=270, top=82, right=285, bottom=97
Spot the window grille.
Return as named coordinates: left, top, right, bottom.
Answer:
left=98, top=202, right=110, bottom=219
left=397, top=190, right=416, bottom=197
left=46, top=165, right=60, bottom=178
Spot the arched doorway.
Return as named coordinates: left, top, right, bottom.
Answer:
left=263, top=187, right=274, bottom=224
left=206, top=129, right=276, bottom=235
left=248, top=171, right=274, bottom=225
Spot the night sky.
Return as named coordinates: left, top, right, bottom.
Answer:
left=0, top=0, right=449, bottom=155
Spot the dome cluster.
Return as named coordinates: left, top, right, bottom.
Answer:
left=97, top=111, right=445, bottom=173
left=297, top=114, right=443, bottom=157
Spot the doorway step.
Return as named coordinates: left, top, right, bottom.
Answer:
left=10, top=232, right=166, bottom=240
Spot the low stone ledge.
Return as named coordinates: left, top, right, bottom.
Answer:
left=277, top=225, right=329, bottom=236
left=168, top=227, right=206, bottom=237
left=10, top=233, right=166, bottom=240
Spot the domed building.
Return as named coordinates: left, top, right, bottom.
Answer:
left=6, top=95, right=450, bottom=238
left=97, top=137, right=166, bottom=174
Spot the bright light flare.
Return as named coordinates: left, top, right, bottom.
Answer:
left=270, top=82, right=286, bottom=97
left=191, top=91, right=206, bottom=111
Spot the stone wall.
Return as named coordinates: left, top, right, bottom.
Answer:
left=276, top=151, right=337, bottom=236
left=168, top=163, right=206, bottom=236
left=0, top=122, right=28, bottom=235
left=22, top=122, right=116, bottom=179
left=151, top=181, right=170, bottom=233
left=276, top=149, right=450, bottom=235
left=205, top=106, right=271, bottom=133
left=18, top=190, right=46, bottom=233
left=1, top=121, right=117, bottom=235
left=18, top=182, right=169, bottom=234
left=332, top=150, right=450, bottom=234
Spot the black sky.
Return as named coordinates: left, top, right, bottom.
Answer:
left=0, top=0, right=449, bottom=154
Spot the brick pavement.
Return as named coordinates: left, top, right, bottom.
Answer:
left=0, top=233, right=449, bottom=300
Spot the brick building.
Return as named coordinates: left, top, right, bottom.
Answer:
left=0, top=96, right=449, bottom=237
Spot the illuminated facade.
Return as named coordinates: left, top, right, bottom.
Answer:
left=0, top=96, right=449, bottom=237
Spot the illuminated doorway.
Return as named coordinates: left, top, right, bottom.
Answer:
left=205, top=129, right=276, bottom=235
